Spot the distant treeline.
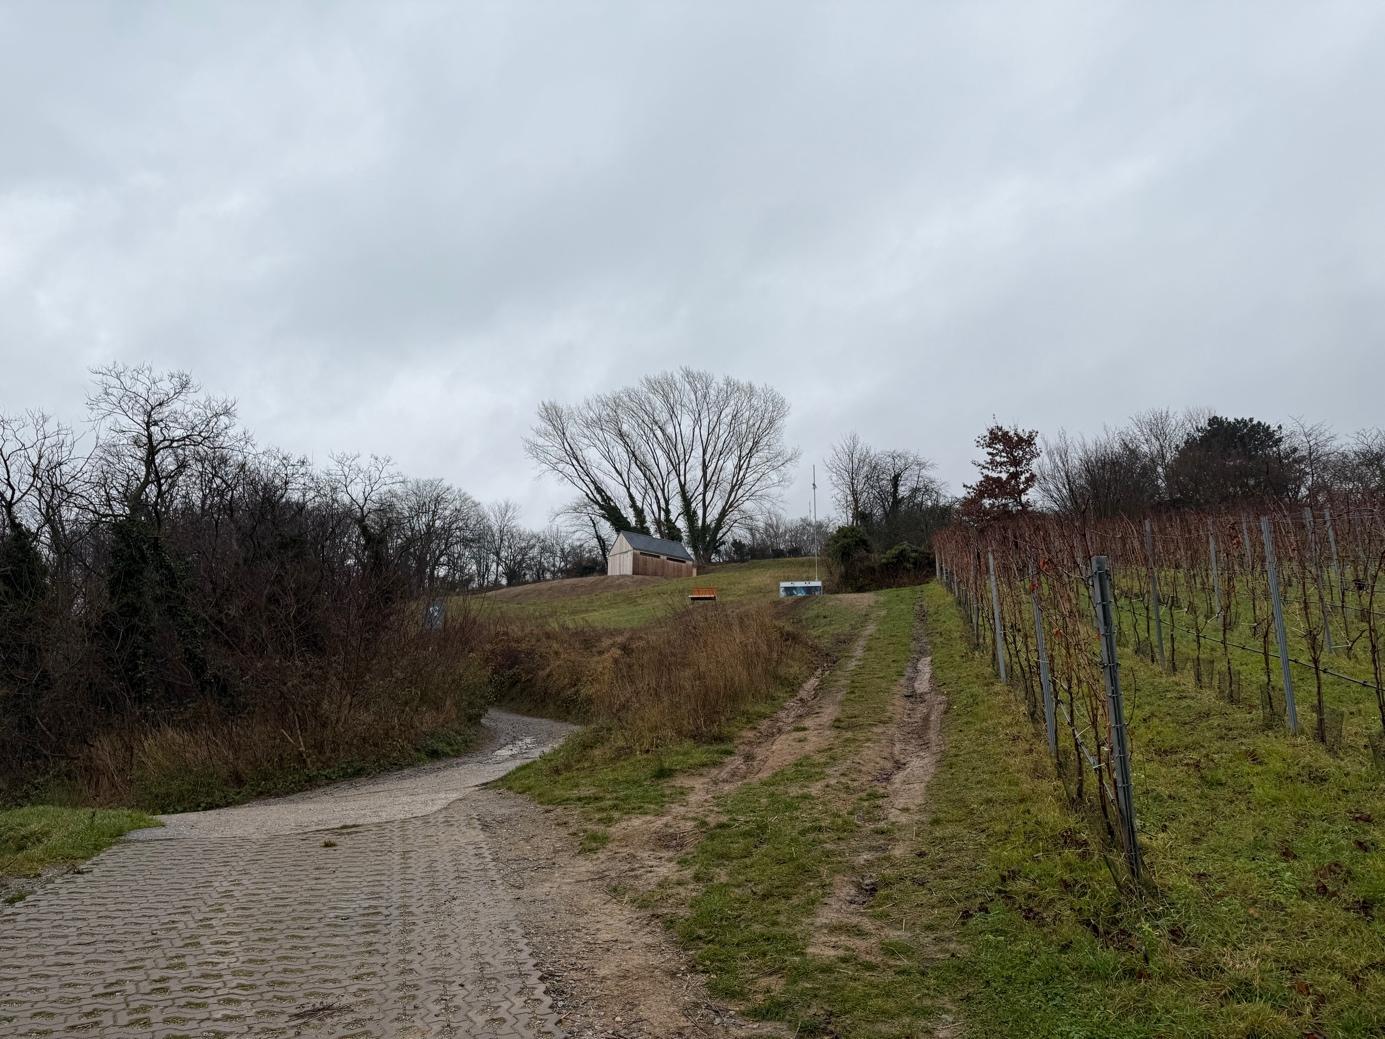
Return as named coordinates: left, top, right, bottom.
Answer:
left=1034, top=409, right=1385, bottom=518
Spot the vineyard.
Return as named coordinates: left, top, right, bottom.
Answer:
left=934, top=495, right=1385, bottom=883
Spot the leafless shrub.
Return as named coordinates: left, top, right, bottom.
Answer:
left=481, top=603, right=811, bottom=752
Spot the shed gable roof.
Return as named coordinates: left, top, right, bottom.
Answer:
left=614, top=530, right=694, bottom=562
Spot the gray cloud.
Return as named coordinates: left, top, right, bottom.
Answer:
left=3, top=1, right=1383, bottom=524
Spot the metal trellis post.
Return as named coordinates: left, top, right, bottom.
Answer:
left=1144, top=517, right=1165, bottom=667
left=988, top=549, right=1007, bottom=683
left=1091, top=555, right=1141, bottom=880
left=1210, top=527, right=1222, bottom=617
left=1029, top=559, right=1057, bottom=758
left=1261, top=515, right=1299, bottom=734
left=1303, top=507, right=1334, bottom=654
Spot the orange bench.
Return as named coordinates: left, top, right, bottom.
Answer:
left=688, top=587, right=718, bottom=602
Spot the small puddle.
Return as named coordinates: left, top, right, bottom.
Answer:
left=490, top=735, right=537, bottom=760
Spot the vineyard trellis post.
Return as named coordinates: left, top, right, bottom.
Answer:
left=1261, top=515, right=1300, bottom=734
left=1209, top=526, right=1222, bottom=616
left=1092, top=554, right=1142, bottom=880
left=988, top=549, right=1007, bottom=683
left=1144, top=517, right=1165, bottom=667
left=1323, top=506, right=1345, bottom=612
left=1241, top=512, right=1259, bottom=627
left=1029, top=559, right=1057, bottom=758
left=1303, top=507, right=1335, bottom=654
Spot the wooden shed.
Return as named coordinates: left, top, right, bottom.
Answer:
left=607, top=530, right=697, bottom=578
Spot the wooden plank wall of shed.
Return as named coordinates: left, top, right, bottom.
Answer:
left=631, top=552, right=696, bottom=578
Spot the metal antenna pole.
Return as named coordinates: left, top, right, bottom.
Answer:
left=812, top=465, right=819, bottom=583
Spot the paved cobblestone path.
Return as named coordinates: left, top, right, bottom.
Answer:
left=0, top=713, right=576, bottom=1039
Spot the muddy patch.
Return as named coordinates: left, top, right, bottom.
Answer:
left=475, top=788, right=787, bottom=1038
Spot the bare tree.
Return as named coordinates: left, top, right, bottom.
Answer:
left=1287, top=416, right=1339, bottom=500
left=0, top=411, right=77, bottom=539
left=826, top=432, right=873, bottom=526
left=1128, top=407, right=1196, bottom=500
left=824, top=434, right=948, bottom=549
left=328, top=453, right=402, bottom=580
left=86, top=364, right=241, bottom=526
left=1336, top=428, right=1385, bottom=494
left=865, top=448, right=941, bottom=524
left=395, top=478, right=483, bottom=591
left=484, top=500, right=534, bottom=585
left=526, top=368, right=799, bottom=564
left=1036, top=429, right=1085, bottom=515
left=1037, top=428, right=1160, bottom=518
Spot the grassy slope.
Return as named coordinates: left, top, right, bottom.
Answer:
left=476, top=557, right=821, bottom=628
left=501, top=565, right=1384, bottom=1038
left=905, top=582, right=1385, bottom=1038
left=1, top=806, right=160, bottom=888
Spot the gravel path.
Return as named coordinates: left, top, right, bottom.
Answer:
left=140, top=710, right=577, bottom=840
left=0, top=710, right=577, bottom=1039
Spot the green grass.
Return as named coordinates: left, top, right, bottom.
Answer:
left=896, top=582, right=1385, bottom=1038
left=0, top=805, right=160, bottom=879
left=632, top=579, right=1385, bottom=1037
left=1113, top=571, right=1385, bottom=752
left=475, top=557, right=821, bottom=628
left=500, top=727, right=736, bottom=824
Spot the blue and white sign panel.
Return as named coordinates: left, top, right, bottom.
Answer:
left=778, top=581, right=824, bottom=598
left=424, top=599, right=446, bottom=630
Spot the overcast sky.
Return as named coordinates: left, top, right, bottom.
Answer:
left=4, top=2, right=1384, bottom=526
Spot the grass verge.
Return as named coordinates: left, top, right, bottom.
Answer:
left=1, top=805, right=160, bottom=887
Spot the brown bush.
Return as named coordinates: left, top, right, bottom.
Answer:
left=64, top=611, right=491, bottom=811
left=28, top=595, right=805, bottom=811
left=481, top=602, right=812, bottom=751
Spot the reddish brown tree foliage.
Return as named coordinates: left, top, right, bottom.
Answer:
left=961, top=422, right=1040, bottom=521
